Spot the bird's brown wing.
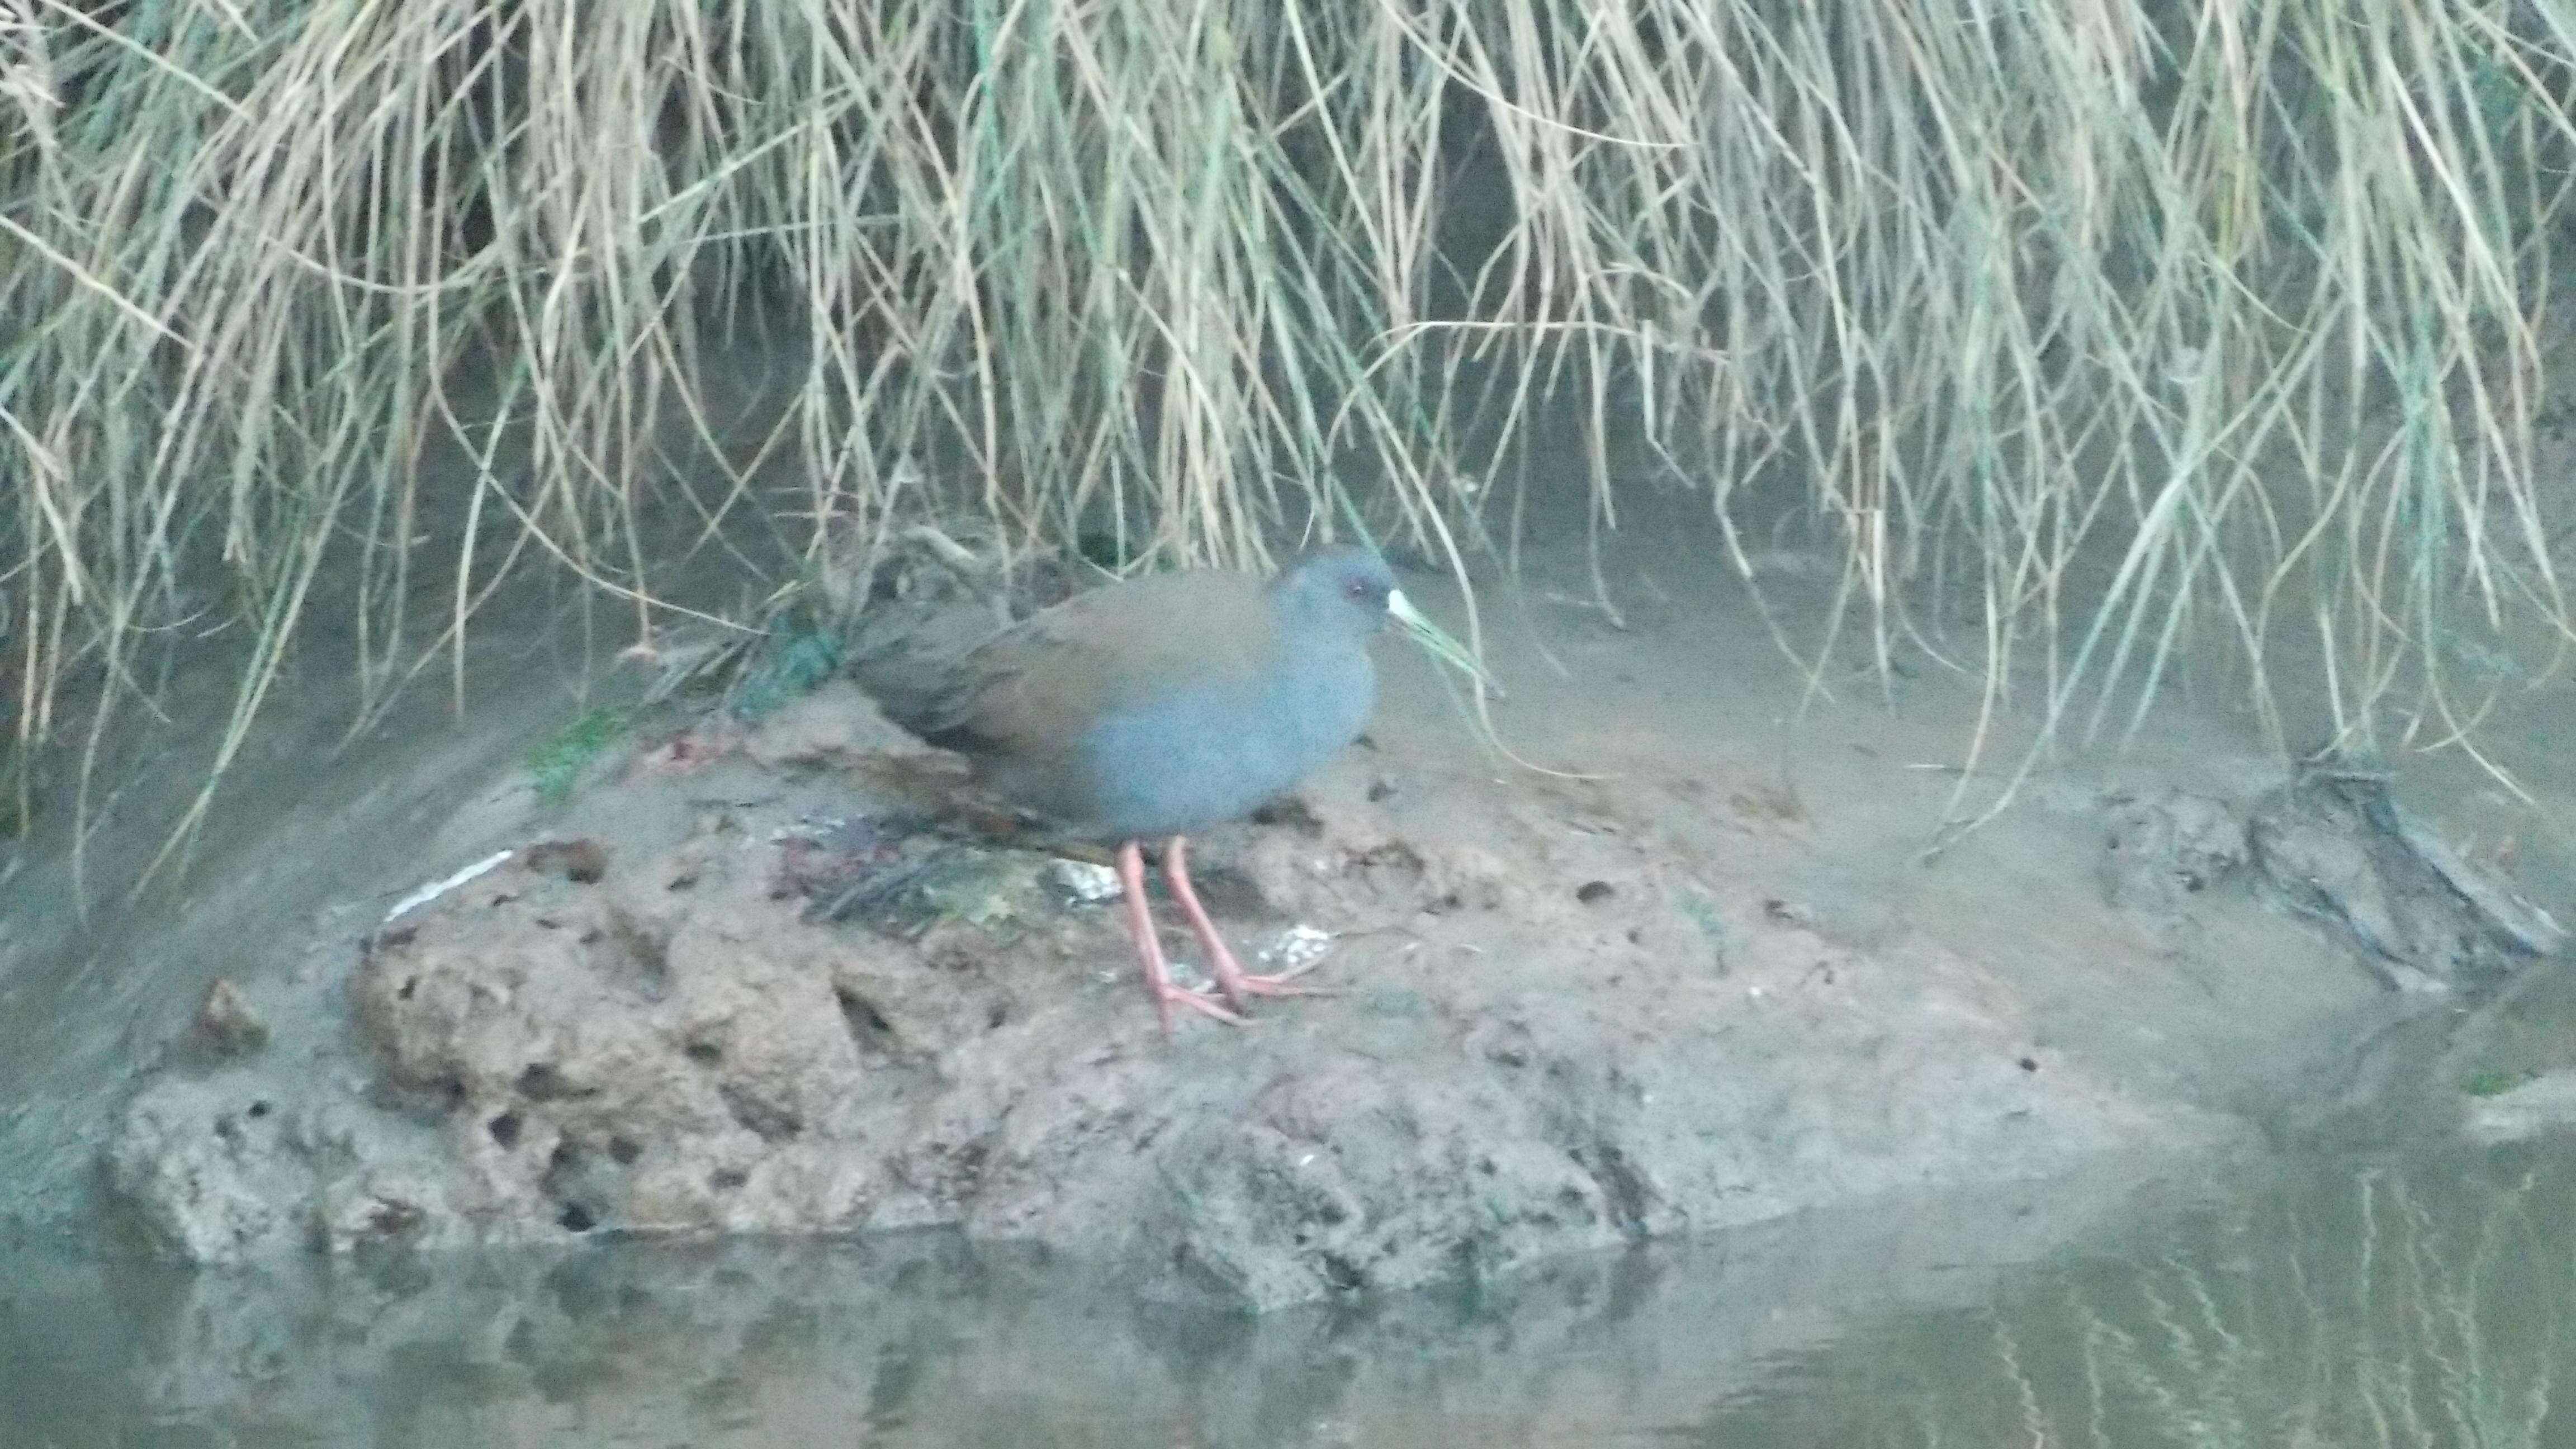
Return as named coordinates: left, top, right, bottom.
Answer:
left=930, top=570, right=1277, bottom=758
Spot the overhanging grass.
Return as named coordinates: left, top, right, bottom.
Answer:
left=2, top=0, right=2573, bottom=881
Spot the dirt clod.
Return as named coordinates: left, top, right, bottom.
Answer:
left=523, top=839, right=610, bottom=884
left=191, top=978, right=269, bottom=1059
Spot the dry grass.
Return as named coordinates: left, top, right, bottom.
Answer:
left=2, top=0, right=2573, bottom=875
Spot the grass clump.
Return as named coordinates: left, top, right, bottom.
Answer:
left=0, top=0, right=2571, bottom=871
left=528, top=708, right=626, bottom=806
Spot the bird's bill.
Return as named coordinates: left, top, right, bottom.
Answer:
left=1386, top=589, right=1501, bottom=694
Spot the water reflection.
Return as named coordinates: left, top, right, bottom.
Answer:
left=1710, top=1144, right=2573, bottom=1448
left=2, top=1145, right=2567, bottom=1446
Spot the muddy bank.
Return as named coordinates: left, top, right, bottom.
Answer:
left=21, top=504, right=2575, bottom=1312
left=101, top=674, right=2220, bottom=1309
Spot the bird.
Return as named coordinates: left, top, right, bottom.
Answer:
left=851, top=545, right=1418, bottom=1032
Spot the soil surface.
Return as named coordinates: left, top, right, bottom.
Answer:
left=11, top=489, right=2575, bottom=1311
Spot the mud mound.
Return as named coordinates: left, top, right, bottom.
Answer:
left=102, top=684, right=2227, bottom=1309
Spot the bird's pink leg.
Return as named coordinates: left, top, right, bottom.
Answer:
left=1116, top=840, right=1242, bottom=1033
left=1162, top=836, right=1333, bottom=1016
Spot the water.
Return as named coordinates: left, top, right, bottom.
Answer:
left=1707, top=1147, right=2573, bottom=1448
left=4, top=1143, right=2568, bottom=1446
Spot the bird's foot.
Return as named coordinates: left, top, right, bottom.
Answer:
left=1206, top=954, right=1338, bottom=1015
left=1154, top=979, right=1247, bottom=1033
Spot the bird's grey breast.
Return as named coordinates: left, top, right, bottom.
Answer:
left=1069, top=631, right=1377, bottom=840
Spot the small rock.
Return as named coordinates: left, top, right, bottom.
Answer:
left=1576, top=880, right=1617, bottom=906
left=522, top=838, right=610, bottom=884
left=105, top=1085, right=290, bottom=1260
left=2098, top=789, right=2246, bottom=912
left=191, top=978, right=268, bottom=1058
left=1257, top=925, right=1336, bottom=974
left=2246, top=760, right=2555, bottom=993
left=1048, top=858, right=1123, bottom=905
